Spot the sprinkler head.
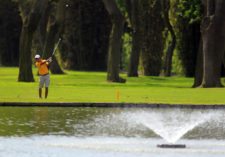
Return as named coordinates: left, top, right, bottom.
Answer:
left=157, top=144, right=186, bottom=148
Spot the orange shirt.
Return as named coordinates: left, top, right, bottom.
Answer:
left=35, top=59, right=49, bottom=75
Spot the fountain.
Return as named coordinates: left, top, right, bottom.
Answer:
left=0, top=107, right=225, bottom=157
left=125, top=108, right=215, bottom=148
left=72, top=107, right=219, bottom=149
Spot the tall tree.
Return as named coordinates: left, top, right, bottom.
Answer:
left=126, top=0, right=142, bottom=77
left=18, top=0, right=47, bottom=82
left=193, top=0, right=205, bottom=87
left=102, top=0, right=126, bottom=83
left=162, top=0, right=176, bottom=77
left=140, top=0, right=164, bottom=76
left=62, top=0, right=111, bottom=71
left=200, top=0, right=225, bottom=87
left=176, top=0, right=201, bottom=77
left=42, top=0, right=65, bottom=74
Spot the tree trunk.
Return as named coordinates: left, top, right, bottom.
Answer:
left=18, top=24, right=34, bottom=82
left=162, top=0, right=176, bottom=77
left=37, top=1, right=51, bottom=50
left=193, top=0, right=205, bottom=87
left=200, top=0, right=225, bottom=87
left=193, top=38, right=203, bottom=87
left=18, top=0, right=47, bottom=82
left=43, top=19, right=64, bottom=74
left=43, top=0, right=65, bottom=74
left=127, top=0, right=141, bottom=77
left=102, top=0, right=126, bottom=83
left=140, top=0, right=164, bottom=76
left=177, top=21, right=201, bottom=77
left=62, top=0, right=111, bottom=71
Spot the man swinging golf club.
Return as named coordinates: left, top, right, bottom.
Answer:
left=35, top=38, right=61, bottom=99
left=35, top=54, right=52, bottom=99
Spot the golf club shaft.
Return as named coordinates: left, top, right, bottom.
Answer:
left=52, top=38, right=61, bottom=57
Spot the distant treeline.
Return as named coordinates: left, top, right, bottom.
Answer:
left=0, top=0, right=225, bottom=87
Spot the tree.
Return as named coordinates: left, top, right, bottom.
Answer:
left=200, top=0, right=225, bottom=87
left=193, top=38, right=203, bottom=87
left=162, top=0, right=176, bottom=77
left=18, top=0, right=48, bottom=82
left=126, top=0, right=142, bottom=77
left=176, top=0, right=201, bottom=77
left=140, top=0, right=164, bottom=76
left=102, top=0, right=126, bottom=83
left=42, top=0, right=65, bottom=74
left=62, top=0, right=111, bottom=71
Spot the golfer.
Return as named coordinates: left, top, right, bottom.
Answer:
left=35, top=54, right=52, bottom=99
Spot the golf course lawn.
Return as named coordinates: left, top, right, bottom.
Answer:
left=0, top=67, right=225, bottom=105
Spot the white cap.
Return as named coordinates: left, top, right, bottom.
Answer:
left=34, top=54, right=40, bottom=59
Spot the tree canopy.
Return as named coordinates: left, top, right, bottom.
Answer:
left=0, top=0, right=224, bottom=88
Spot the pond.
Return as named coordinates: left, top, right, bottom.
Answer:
left=0, top=107, right=225, bottom=157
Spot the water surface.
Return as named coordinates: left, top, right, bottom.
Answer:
left=0, top=107, right=225, bottom=157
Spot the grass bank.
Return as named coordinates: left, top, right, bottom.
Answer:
left=0, top=67, right=225, bottom=105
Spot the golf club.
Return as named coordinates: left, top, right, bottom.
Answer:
left=51, top=38, right=62, bottom=57
left=46, top=38, right=61, bottom=63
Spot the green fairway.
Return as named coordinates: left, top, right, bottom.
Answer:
left=0, top=67, right=225, bottom=104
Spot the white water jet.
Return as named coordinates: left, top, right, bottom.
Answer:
left=127, top=109, right=215, bottom=143
left=73, top=108, right=221, bottom=144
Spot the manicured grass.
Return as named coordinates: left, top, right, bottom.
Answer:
left=0, top=67, right=225, bottom=104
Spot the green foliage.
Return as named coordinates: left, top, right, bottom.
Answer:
left=1, top=67, right=225, bottom=104
left=172, top=50, right=184, bottom=75
left=115, top=0, right=127, bottom=14
left=176, top=0, right=202, bottom=24
left=169, top=0, right=201, bottom=77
